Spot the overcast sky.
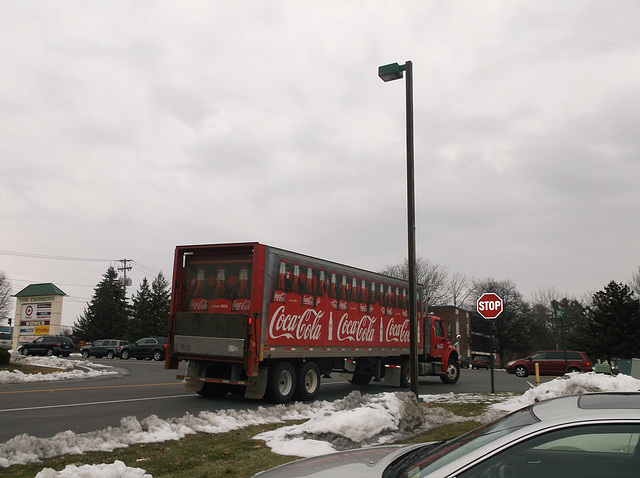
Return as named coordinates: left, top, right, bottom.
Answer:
left=1, top=1, right=639, bottom=326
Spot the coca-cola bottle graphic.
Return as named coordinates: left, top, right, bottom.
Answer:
left=288, top=263, right=302, bottom=306
left=386, top=285, right=394, bottom=315
left=232, top=268, right=250, bottom=313
left=401, top=288, right=408, bottom=317
left=315, top=269, right=326, bottom=307
left=348, top=277, right=359, bottom=313
left=338, top=275, right=348, bottom=310
left=273, top=261, right=287, bottom=303
left=378, top=284, right=386, bottom=316
left=369, top=281, right=376, bottom=313
left=359, top=279, right=368, bottom=313
left=301, top=267, right=315, bottom=308
left=209, top=268, right=231, bottom=312
left=189, top=268, right=208, bottom=311
left=328, top=272, right=338, bottom=310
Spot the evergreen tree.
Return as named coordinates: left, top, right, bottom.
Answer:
left=574, top=281, right=640, bottom=362
left=150, top=272, right=171, bottom=337
left=74, top=267, right=129, bottom=341
left=127, top=272, right=171, bottom=340
left=127, top=278, right=154, bottom=341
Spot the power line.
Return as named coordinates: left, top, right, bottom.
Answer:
left=0, top=250, right=112, bottom=262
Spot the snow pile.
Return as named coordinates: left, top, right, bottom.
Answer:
left=0, top=353, right=118, bottom=384
left=255, top=391, right=464, bottom=457
left=35, top=460, right=151, bottom=478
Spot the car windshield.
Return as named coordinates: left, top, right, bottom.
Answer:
left=382, top=405, right=539, bottom=478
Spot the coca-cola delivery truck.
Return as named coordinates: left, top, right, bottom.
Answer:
left=166, top=242, right=460, bottom=403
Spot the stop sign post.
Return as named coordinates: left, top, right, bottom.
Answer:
left=477, top=293, right=503, bottom=394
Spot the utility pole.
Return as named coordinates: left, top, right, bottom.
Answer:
left=116, top=259, right=133, bottom=296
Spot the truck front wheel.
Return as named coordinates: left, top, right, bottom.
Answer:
left=295, top=362, right=320, bottom=401
left=440, top=360, right=461, bottom=384
left=266, top=361, right=296, bottom=404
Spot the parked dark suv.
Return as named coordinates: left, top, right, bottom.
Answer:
left=506, top=350, right=593, bottom=377
left=18, top=335, right=74, bottom=357
left=80, top=339, right=129, bottom=359
left=120, top=337, right=167, bottom=361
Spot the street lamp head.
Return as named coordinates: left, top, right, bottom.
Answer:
left=378, top=62, right=405, bottom=82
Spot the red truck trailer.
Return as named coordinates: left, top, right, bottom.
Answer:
left=166, top=242, right=460, bottom=403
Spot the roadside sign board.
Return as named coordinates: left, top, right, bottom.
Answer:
left=477, top=293, right=503, bottom=319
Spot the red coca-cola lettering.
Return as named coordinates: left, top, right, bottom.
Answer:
left=386, top=317, right=410, bottom=343
left=189, top=298, right=208, bottom=311
left=269, top=305, right=324, bottom=341
left=337, top=313, right=377, bottom=342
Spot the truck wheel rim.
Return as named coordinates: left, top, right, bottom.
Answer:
left=304, top=370, right=318, bottom=393
left=279, top=370, right=293, bottom=396
left=447, top=364, right=458, bottom=379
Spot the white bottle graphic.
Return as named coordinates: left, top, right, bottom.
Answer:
left=328, top=312, right=333, bottom=342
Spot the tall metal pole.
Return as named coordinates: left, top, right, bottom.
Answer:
left=405, top=61, right=419, bottom=398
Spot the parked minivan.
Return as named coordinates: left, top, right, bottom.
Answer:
left=506, top=350, right=592, bottom=377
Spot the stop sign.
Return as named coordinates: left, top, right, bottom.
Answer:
left=477, top=293, right=503, bottom=319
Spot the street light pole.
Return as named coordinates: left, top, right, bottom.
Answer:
left=379, top=60, right=419, bottom=399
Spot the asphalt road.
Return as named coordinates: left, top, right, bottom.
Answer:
left=0, top=359, right=555, bottom=443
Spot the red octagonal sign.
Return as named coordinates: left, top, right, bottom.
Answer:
left=477, top=293, right=503, bottom=319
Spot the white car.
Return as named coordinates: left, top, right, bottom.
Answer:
left=254, top=392, right=640, bottom=477
left=0, top=332, right=12, bottom=349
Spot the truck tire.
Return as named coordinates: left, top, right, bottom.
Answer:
left=266, top=361, right=296, bottom=404
left=440, top=360, right=461, bottom=384
left=349, top=373, right=372, bottom=385
left=197, top=383, right=230, bottom=398
left=295, top=362, right=320, bottom=401
left=400, top=360, right=411, bottom=388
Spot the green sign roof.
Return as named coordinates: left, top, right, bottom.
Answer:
left=14, top=283, right=67, bottom=297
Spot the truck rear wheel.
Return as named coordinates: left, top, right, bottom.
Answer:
left=266, top=361, right=296, bottom=404
left=440, top=360, right=461, bottom=384
left=295, top=362, right=320, bottom=401
left=400, top=360, right=411, bottom=388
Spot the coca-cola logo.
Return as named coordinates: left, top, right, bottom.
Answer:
left=302, top=295, right=314, bottom=307
left=330, top=298, right=338, bottom=309
left=232, top=299, right=251, bottom=312
left=273, top=291, right=286, bottom=303
left=189, top=298, right=207, bottom=311
left=337, top=313, right=377, bottom=342
left=269, top=305, right=323, bottom=341
left=386, top=317, right=410, bottom=343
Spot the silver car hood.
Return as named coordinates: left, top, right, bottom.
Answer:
left=253, top=443, right=424, bottom=478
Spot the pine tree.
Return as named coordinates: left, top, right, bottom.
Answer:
left=150, top=272, right=171, bottom=337
left=127, top=272, right=171, bottom=341
left=74, top=267, right=129, bottom=341
left=574, top=281, right=640, bottom=362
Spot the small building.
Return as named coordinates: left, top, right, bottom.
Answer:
left=12, top=283, right=67, bottom=349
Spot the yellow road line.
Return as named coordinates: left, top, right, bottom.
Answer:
left=0, top=382, right=183, bottom=394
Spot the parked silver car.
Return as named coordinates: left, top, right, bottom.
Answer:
left=254, top=392, right=640, bottom=477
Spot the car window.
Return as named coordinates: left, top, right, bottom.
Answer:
left=567, top=352, right=581, bottom=360
left=456, top=424, right=640, bottom=478
left=34, top=337, right=44, bottom=344
left=530, top=352, right=545, bottom=360
left=547, top=351, right=564, bottom=359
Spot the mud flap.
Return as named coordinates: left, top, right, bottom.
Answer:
left=183, top=360, right=204, bottom=393
left=244, top=367, right=268, bottom=400
left=384, top=366, right=402, bottom=387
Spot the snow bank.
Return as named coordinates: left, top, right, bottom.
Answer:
left=35, top=460, right=151, bottom=478
left=0, top=353, right=118, bottom=384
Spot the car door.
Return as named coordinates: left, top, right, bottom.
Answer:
left=546, top=351, right=566, bottom=375
left=528, top=352, right=547, bottom=374
left=30, top=337, right=46, bottom=354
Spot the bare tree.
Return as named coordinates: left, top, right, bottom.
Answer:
left=446, top=272, right=472, bottom=309
left=0, top=271, right=12, bottom=325
left=379, top=257, right=449, bottom=306
left=632, top=266, right=640, bottom=296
